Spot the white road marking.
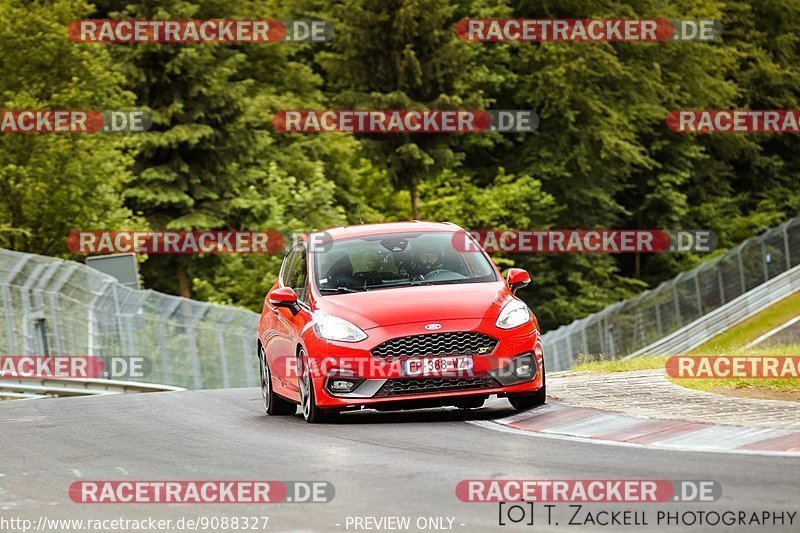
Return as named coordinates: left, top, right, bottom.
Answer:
left=467, top=419, right=800, bottom=457
left=540, top=412, right=647, bottom=438
left=746, top=314, right=800, bottom=347
left=489, top=402, right=561, bottom=425
left=0, top=417, right=46, bottom=423
left=653, top=426, right=795, bottom=450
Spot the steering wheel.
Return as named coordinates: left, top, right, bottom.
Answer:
left=354, top=271, right=381, bottom=287
left=424, top=269, right=449, bottom=279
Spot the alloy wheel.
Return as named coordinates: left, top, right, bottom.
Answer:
left=260, top=346, right=271, bottom=413
left=299, top=350, right=312, bottom=420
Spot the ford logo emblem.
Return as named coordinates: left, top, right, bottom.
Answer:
left=424, top=323, right=442, bottom=330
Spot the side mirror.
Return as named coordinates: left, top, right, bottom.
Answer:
left=268, top=287, right=298, bottom=308
left=506, top=268, right=531, bottom=294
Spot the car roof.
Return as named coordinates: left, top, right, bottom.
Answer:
left=311, top=221, right=462, bottom=241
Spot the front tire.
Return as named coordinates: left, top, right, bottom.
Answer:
left=453, top=396, right=486, bottom=410
left=298, top=349, right=337, bottom=423
left=260, top=345, right=296, bottom=416
left=508, top=384, right=546, bottom=411
left=508, top=359, right=547, bottom=411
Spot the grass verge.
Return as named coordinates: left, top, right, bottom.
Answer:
left=690, top=291, right=800, bottom=353
left=570, top=290, right=800, bottom=399
left=571, top=344, right=800, bottom=398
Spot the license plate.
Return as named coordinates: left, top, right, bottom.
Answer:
left=402, top=356, right=473, bottom=376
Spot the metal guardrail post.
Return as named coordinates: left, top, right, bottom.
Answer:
left=654, top=295, right=663, bottom=336
left=737, top=250, right=746, bottom=294
left=694, top=275, right=703, bottom=315
left=581, top=326, right=588, bottom=355
left=30, top=262, right=62, bottom=356
left=1, top=254, right=30, bottom=355
left=1, top=284, right=15, bottom=354
left=47, top=263, right=78, bottom=357
left=182, top=300, right=206, bottom=390
left=86, top=279, right=114, bottom=357
left=784, top=224, right=792, bottom=271
left=158, top=298, right=181, bottom=385
left=20, top=263, right=49, bottom=355
left=581, top=328, right=589, bottom=354
left=672, top=282, right=682, bottom=325
left=111, top=285, right=141, bottom=359
left=216, top=314, right=235, bottom=389
left=565, top=332, right=573, bottom=362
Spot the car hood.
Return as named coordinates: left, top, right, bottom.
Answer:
left=313, top=282, right=510, bottom=330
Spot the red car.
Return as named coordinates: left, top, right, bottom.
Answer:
left=257, top=221, right=545, bottom=422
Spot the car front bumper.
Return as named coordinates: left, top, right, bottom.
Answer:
left=305, top=318, right=544, bottom=409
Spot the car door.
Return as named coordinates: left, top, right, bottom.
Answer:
left=279, top=245, right=314, bottom=395
left=266, top=244, right=313, bottom=398
left=264, top=248, right=301, bottom=398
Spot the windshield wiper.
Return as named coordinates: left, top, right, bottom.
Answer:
left=319, top=286, right=364, bottom=293
left=362, top=280, right=432, bottom=289
left=366, top=279, right=473, bottom=289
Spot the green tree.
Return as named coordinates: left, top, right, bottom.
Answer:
left=298, top=0, right=509, bottom=218
left=0, top=0, right=138, bottom=255
left=90, top=0, right=391, bottom=302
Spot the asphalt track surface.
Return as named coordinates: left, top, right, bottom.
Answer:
left=2, top=389, right=799, bottom=532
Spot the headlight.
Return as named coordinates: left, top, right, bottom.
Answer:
left=313, top=314, right=368, bottom=342
left=496, top=299, right=532, bottom=329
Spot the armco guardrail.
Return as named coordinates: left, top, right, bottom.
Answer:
left=624, top=263, right=800, bottom=358
left=542, top=217, right=800, bottom=371
left=0, top=248, right=259, bottom=390
left=0, top=391, right=45, bottom=400
left=0, top=377, right=185, bottom=397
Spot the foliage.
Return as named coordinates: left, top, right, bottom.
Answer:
left=1, top=0, right=799, bottom=330
left=0, top=0, right=139, bottom=255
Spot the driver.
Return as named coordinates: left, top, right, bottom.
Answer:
left=412, top=245, right=445, bottom=277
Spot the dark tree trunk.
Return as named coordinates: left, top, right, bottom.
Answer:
left=410, top=178, right=420, bottom=219
left=177, top=261, right=191, bottom=298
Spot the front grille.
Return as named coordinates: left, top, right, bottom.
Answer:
left=371, top=332, right=498, bottom=362
left=375, top=375, right=500, bottom=397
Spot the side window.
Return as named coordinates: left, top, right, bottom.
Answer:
left=280, top=249, right=298, bottom=288
left=282, top=245, right=308, bottom=303
left=291, top=249, right=309, bottom=303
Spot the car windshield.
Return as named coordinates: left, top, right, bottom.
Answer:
left=314, top=231, right=497, bottom=292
